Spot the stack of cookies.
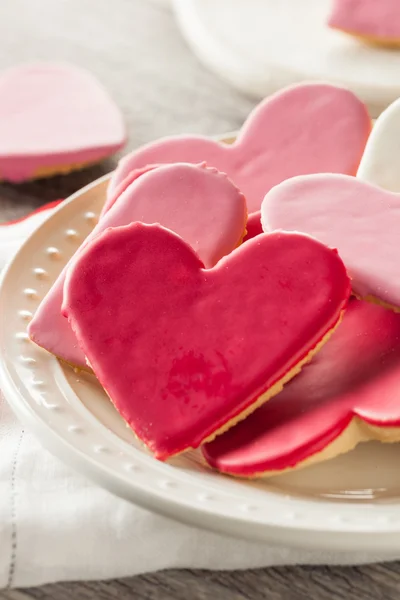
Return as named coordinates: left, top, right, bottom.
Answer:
left=28, top=82, right=400, bottom=479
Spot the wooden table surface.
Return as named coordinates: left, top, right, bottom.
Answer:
left=0, top=1, right=399, bottom=598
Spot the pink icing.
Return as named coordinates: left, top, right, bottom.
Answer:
left=0, top=63, right=126, bottom=182
left=107, top=83, right=371, bottom=215
left=203, top=299, right=400, bottom=475
left=28, top=163, right=247, bottom=367
left=262, top=173, right=400, bottom=307
left=63, top=224, right=350, bottom=460
left=100, top=164, right=159, bottom=216
left=329, top=0, right=400, bottom=40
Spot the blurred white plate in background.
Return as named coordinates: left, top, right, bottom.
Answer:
left=147, top=0, right=171, bottom=7
left=173, top=0, right=400, bottom=117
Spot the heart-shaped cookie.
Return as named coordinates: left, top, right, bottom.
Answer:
left=357, top=98, right=400, bottom=192
left=63, top=224, right=350, bottom=459
left=203, top=299, right=400, bottom=477
left=107, top=83, right=371, bottom=215
left=0, top=62, right=126, bottom=182
left=261, top=173, right=400, bottom=309
left=329, top=0, right=400, bottom=47
left=101, top=164, right=158, bottom=216
left=243, top=212, right=263, bottom=242
left=28, top=163, right=247, bottom=367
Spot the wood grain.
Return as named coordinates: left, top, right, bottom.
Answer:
left=2, top=564, right=400, bottom=600
left=0, top=0, right=399, bottom=598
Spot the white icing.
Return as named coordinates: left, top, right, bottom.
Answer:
left=357, top=98, right=400, bottom=192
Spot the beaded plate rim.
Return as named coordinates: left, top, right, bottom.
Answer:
left=1, top=151, right=400, bottom=555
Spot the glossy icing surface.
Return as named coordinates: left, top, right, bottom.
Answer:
left=0, top=63, right=126, bottom=182
left=262, top=173, right=400, bottom=307
left=28, top=163, right=247, bottom=367
left=63, top=224, right=350, bottom=459
left=108, top=83, right=371, bottom=214
left=357, top=98, right=400, bottom=192
left=329, top=0, right=400, bottom=40
left=203, top=299, right=400, bottom=475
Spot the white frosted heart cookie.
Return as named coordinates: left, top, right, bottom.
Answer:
left=357, top=98, right=400, bottom=193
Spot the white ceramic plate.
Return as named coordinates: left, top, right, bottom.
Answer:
left=3, top=173, right=400, bottom=554
left=173, top=0, right=400, bottom=117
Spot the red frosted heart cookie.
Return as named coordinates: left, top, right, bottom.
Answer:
left=107, top=83, right=371, bottom=215
left=28, top=163, right=247, bottom=368
left=262, top=173, right=400, bottom=310
left=203, top=299, right=400, bottom=477
left=243, top=212, right=263, bottom=242
left=329, top=0, right=400, bottom=48
left=0, top=63, right=126, bottom=182
left=63, top=224, right=350, bottom=459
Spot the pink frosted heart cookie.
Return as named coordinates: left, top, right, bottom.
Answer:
left=203, top=299, right=400, bottom=477
left=329, top=0, right=400, bottom=48
left=101, top=164, right=158, bottom=216
left=28, top=163, right=247, bottom=367
left=0, top=63, right=126, bottom=182
left=63, top=224, right=350, bottom=459
left=107, top=83, right=371, bottom=215
left=262, top=173, right=400, bottom=310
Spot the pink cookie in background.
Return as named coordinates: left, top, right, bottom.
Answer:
left=63, top=224, right=350, bottom=460
left=28, top=163, right=247, bottom=368
left=329, top=0, right=400, bottom=47
left=261, top=173, right=400, bottom=310
left=0, top=62, right=126, bottom=182
left=107, top=83, right=371, bottom=215
left=203, top=299, right=400, bottom=477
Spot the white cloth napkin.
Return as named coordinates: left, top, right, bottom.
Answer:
left=0, top=205, right=394, bottom=589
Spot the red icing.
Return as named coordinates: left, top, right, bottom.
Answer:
left=63, top=224, right=350, bottom=460
left=262, top=173, right=400, bottom=307
left=243, top=211, right=263, bottom=242
left=203, top=299, right=400, bottom=476
left=108, top=83, right=371, bottom=215
left=29, top=163, right=247, bottom=367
